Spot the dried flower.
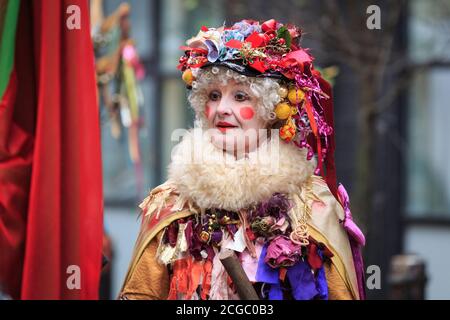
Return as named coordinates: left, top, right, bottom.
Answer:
left=254, top=193, right=292, bottom=219
left=265, top=235, right=302, bottom=268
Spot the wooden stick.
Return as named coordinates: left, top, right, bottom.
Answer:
left=219, top=248, right=260, bottom=300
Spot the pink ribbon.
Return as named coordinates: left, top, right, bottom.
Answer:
left=337, top=184, right=365, bottom=246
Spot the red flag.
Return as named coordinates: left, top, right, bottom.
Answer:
left=0, top=0, right=103, bottom=299
left=0, top=0, right=32, bottom=300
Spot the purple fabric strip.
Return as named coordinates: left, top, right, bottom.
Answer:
left=256, top=244, right=279, bottom=284
left=337, top=183, right=367, bottom=300
left=268, top=284, right=283, bottom=300
left=350, top=239, right=366, bottom=300
left=315, top=250, right=328, bottom=300
left=256, top=244, right=284, bottom=300
left=286, top=260, right=318, bottom=300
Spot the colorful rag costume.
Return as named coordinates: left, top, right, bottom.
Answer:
left=120, top=19, right=366, bottom=300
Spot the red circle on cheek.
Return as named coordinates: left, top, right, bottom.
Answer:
left=240, top=106, right=255, bottom=120
left=205, top=105, right=211, bottom=118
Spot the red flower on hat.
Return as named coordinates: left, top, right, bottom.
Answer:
left=261, top=19, right=279, bottom=32
left=279, top=49, right=313, bottom=79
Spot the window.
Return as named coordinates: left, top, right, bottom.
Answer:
left=406, top=0, right=450, bottom=217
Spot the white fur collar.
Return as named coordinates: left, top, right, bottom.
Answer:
left=168, top=129, right=316, bottom=211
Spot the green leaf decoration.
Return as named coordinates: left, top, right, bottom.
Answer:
left=277, top=26, right=291, bottom=48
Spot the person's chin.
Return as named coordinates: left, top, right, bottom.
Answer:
left=211, top=134, right=260, bottom=157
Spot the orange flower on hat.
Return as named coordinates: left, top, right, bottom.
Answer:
left=280, top=120, right=296, bottom=142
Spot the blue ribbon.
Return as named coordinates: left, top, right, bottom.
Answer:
left=315, top=249, right=329, bottom=300
left=256, top=244, right=283, bottom=300
left=286, top=260, right=318, bottom=300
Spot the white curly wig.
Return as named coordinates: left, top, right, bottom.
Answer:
left=188, top=66, right=283, bottom=128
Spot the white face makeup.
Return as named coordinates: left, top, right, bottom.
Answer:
left=204, top=80, right=268, bottom=156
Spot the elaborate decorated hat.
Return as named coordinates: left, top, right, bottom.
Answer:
left=177, top=19, right=338, bottom=197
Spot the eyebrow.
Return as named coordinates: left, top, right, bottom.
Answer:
left=234, top=88, right=252, bottom=98
left=206, top=82, right=251, bottom=94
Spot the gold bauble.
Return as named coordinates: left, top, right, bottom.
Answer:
left=278, top=86, right=288, bottom=98
left=274, top=102, right=291, bottom=120
left=182, top=69, right=194, bottom=85
left=287, top=88, right=305, bottom=105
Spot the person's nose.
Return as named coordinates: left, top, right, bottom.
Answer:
left=216, top=96, right=232, bottom=117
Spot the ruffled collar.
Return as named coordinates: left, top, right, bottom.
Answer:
left=168, top=128, right=316, bottom=211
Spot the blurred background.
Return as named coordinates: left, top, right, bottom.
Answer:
left=93, top=0, right=450, bottom=299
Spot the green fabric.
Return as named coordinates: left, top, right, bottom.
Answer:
left=0, top=0, right=20, bottom=98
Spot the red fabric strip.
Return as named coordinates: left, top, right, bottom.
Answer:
left=18, top=0, right=103, bottom=300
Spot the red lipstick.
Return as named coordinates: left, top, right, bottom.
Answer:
left=216, top=121, right=238, bottom=133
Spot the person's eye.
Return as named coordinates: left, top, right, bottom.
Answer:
left=235, top=91, right=249, bottom=102
left=209, top=90, right=221, bottom=101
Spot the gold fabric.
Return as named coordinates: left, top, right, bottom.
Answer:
left=308, top=176, right=359, bottom=299
left=120, top=183, right=194, bottom=292
left=120, top=231, right=169, bottom=300
left=324, top=260, right=354, bottom=300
